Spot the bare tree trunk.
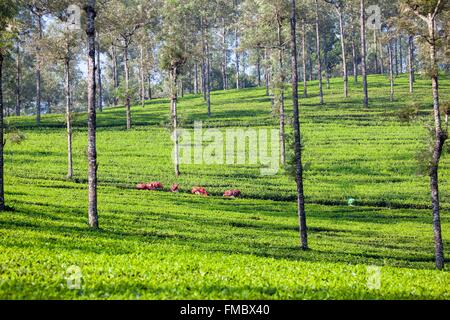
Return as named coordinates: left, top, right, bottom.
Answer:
left=374, top=30, right=379, bottom=74
left=85, top=0, right=99, bottom=229
left=264, top=48, right=270, bottom=96
left=0, top=53, right=5, bottom=211
left=337, top=8, right=348, bottom=97
left=388, top=40, right=394, bottom=102
left=360, top=0, right=369, bottom=108
left=398, top=36, right=403, bottom=74
left=36, top=14, right=43, bottom=125
left=290, top=0, right=308, bottom=250
left=408, top=35, right=414, bottom=94
left=194, top=63, right=199, bottom=94
left=221, top=21, right=228, bottom=90
left=111, top=45, right=118, bottom=106
left=427, top=17, right=445, bottom=270
left=380, top=37, right=385, bottom=75
left=235, top=28, right=240, bottom=89
left=15, top=43, right=21, bottom=116
left=65, top=58, right=73, bottom=179
left=314, top=0, right=324, bottom=105
left=148, top=74, right=152, bottom=100
left=203, top=19, right=211, bottom=117
left=257, top=49, right=261, bottom=87
left=351, top=26, right=358, bottom=84
left=124, top=43, right=132, bottom=130
left=394, top=37, right=399, bottom=76
left=140, top=45, right=145, bottom=108
left=96, top=33, right=103, bottom=112
left=277, top=16, right=286, bottom=166
left=301, top=18, right=308, bottom=98
left=171, top=68, right=180, bottom=177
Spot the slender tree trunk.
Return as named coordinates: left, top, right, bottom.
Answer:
left=277, top=16, right=286, bottom=166
left=124, top=43, right=132, bottom=130
left=360, top=0, right=369, bottom=108
left=314, top=0, right=324, bottom=105
left=36, top=14, right=43, bottom=124
left=427, top=17, right=445, bottom=271
left=388, top=40, right=394, bottom=102
left=301, top=18, right=308, bottom=98
left=111, top=45, right=118, bottom=106
left=0, top=53, right=5, bottom=211
left=374, top=30, right=379, bottom=74
left=408, top=35, right=414, bottom=94
left=204, top=20, right=211, bottom=117
left=351, top=27, right=358, bottom=84
left=65, top=58, right=73, bottom=179
left=15, top=43, right=21, bottom=116
left=264, top=48, right=270, bottom=96
left=290, top=0, right=308, bottom=250
left=85, top=0, right=98, bottom=229
left=194, top=63, right=199, bottom=94
left=257, top=49, right=261, bottom=87
left=398, top=36, right=403, bottom=74
left=96, top=33, right=103, bottom=112
left=337, top=8, right=348, bottom=97
left=394, top=37, right=399, bottom=76
left=221, top=21, right=228, bottom=90
left=235, top=28, right=240, bottom=89
left=380, top=37, right=385, bottom=75
left=171, top=68, right=180, bottom=177
left=148, top=74, right=152, bottom=100
left=140, top=45, right=145, bottom=108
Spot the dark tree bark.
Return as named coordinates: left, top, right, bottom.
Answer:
left=0, top=53, right=4, bottom=211
left=85, top=0, right=99, bottom=229
left=408, top=35, right=414, bottom=94
left=427, top=16, right=445, bottom=271
left=290, top=0, right=308, bottom=250
left=360, top=0, right=368, bottom=108
left=65, top=57, right=73, bottom=179
left=15, top=43, right=21, bottom=116
left=314, top=0, right=324, bottom=105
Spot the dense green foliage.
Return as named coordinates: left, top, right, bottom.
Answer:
left=1, top=74, right=449, bottom=299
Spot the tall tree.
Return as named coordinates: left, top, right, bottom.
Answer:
left=360, top=0, right=369, bottom=107
left=290, top=0, right=308, bottom=250
left=0, top=0, right=18, bottom=211
left=401, top=0, right=448, bottom=270
left=85, top=0, right=99, bottom=229
left=324, top=0, right=348, bottom=97
left=314, top=0, right=324, bottom=105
